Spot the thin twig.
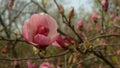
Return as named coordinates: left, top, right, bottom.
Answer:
left=31, top=0, right=47, bottom=13
left=0, top=50, right=69, bottom=61
left=90, top=34, right=120, bottom=41
left=53, top=0, right=83, bottom=43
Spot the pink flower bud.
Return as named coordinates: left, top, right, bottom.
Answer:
left=22, top=13, right=58, bottom=49
left=77, top=20, right=83, bottom=30
left=56, top=35, right=67, bottom=49
left=59, top=5, right=64, bottom=14
left=53, top=35, right=77, bottom=49
left=110, top=14, right=116, bottom=19
left=96, top=24, right=101, bottom=33
left=101, top=0, right=108, bottom=12
left=39, top=62, right=54, bottom=68
left=64, top=36, right=77, bottom=44
left=64, top=36, right=73, bottom=43
left=92, top=12, right=98, bottom=23
left=57, top=66, right=61, bottom=68
left=86, top=24, right=92, bottom=31
left=101, top=39, right=107, bottom=45
left=78, top=63, right=82, bottom=68
left=27, top=61, right=37, bottom=68
left=2, top=44, right=8, bottom=53
left=79, top=32, right=85, bottom=40
left=116, top=49, right=120, bottom=55
left=57, top=58, right=61, bottom=66
left=109, top=28, right=114, bottom=34
left=116, top=16, right=120, bottom=22
left=13, top=60, right=19, bottom=67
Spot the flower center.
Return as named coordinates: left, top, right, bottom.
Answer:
left=36, top=25, right=49, bottom=36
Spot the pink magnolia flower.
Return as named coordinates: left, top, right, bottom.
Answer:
left=101, top=0, right=108, bottom=12
left=27, top=61, right=37, bottom=68
left=77, top=20, right=83, bottom=30
left=39, top=62, right=54, bottom=68
left=22, top=13, right=58, bottom=49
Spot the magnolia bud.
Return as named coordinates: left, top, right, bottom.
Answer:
left=13, top=60, right=19, bottom=68
left=79, top=32, right=85, bottom=40
left=116, top=16, right=120, bottom=22
left=86, top=24, right=92, bottom=31
left=67, top=7, right=74, bottom=20
left=110, top=13, right=115, bottom=19
left=96, top=24, right=101, bottom=33
left=116, top=49, right=120, bottom=55
left=7, top=0, right=14, bottom=9
left=109, top=28, right=114, bottom=34
left=41, top=0, right=47, bottom=6
left=101, top=0, right=108, bottom=12
left=77, top=20, right=83, bottom=30
left=33, top=47, right=39, bottom=54
left=64, top=36, right=73, bottom=43
left=56, top=35, right=67, bottom=49
left=55, top=35, right=77, bottom=49
left=101, top=39, right=107, bottom=45
left=57, top=58, right=61, bottom=66
left=27, top=61, right=37, bottom=68
left=116, top=6, right=120, bottom=11
left=92, top=12, right=98, bottom=23
left=59, top=5, right=64, bottom=14
left=2, top=45, right=8, bottom=53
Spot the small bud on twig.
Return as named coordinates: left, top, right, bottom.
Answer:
left=41, top=0, right=47, bottom=7
left=77, top=20, right=83, bottom=30
left=91, top=12, right=98, bottom=23
left=7, top=0, right=14, bottom=10
left=101, top=0, right=108, bottom=12
left=67, top=7, right=74, bottom=20
left=58, top=5, right=64, bottom=15
left=2, top=45, right=8, bottom=53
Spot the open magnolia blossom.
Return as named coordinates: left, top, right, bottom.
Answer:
left=22, top=13, right=58, bottom=49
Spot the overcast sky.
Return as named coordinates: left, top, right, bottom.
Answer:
left=58, top=0, right=93, bottom=13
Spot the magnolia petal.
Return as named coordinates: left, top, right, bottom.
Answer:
left=45, top=14, right=58, bottom=37
left=33, top=34, right=51, bottom=46
left=39, top=62, right=54, bottom=68
left=52, top=41, right=62, bottom=48
left=22, top=20, right=33, bottom=42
